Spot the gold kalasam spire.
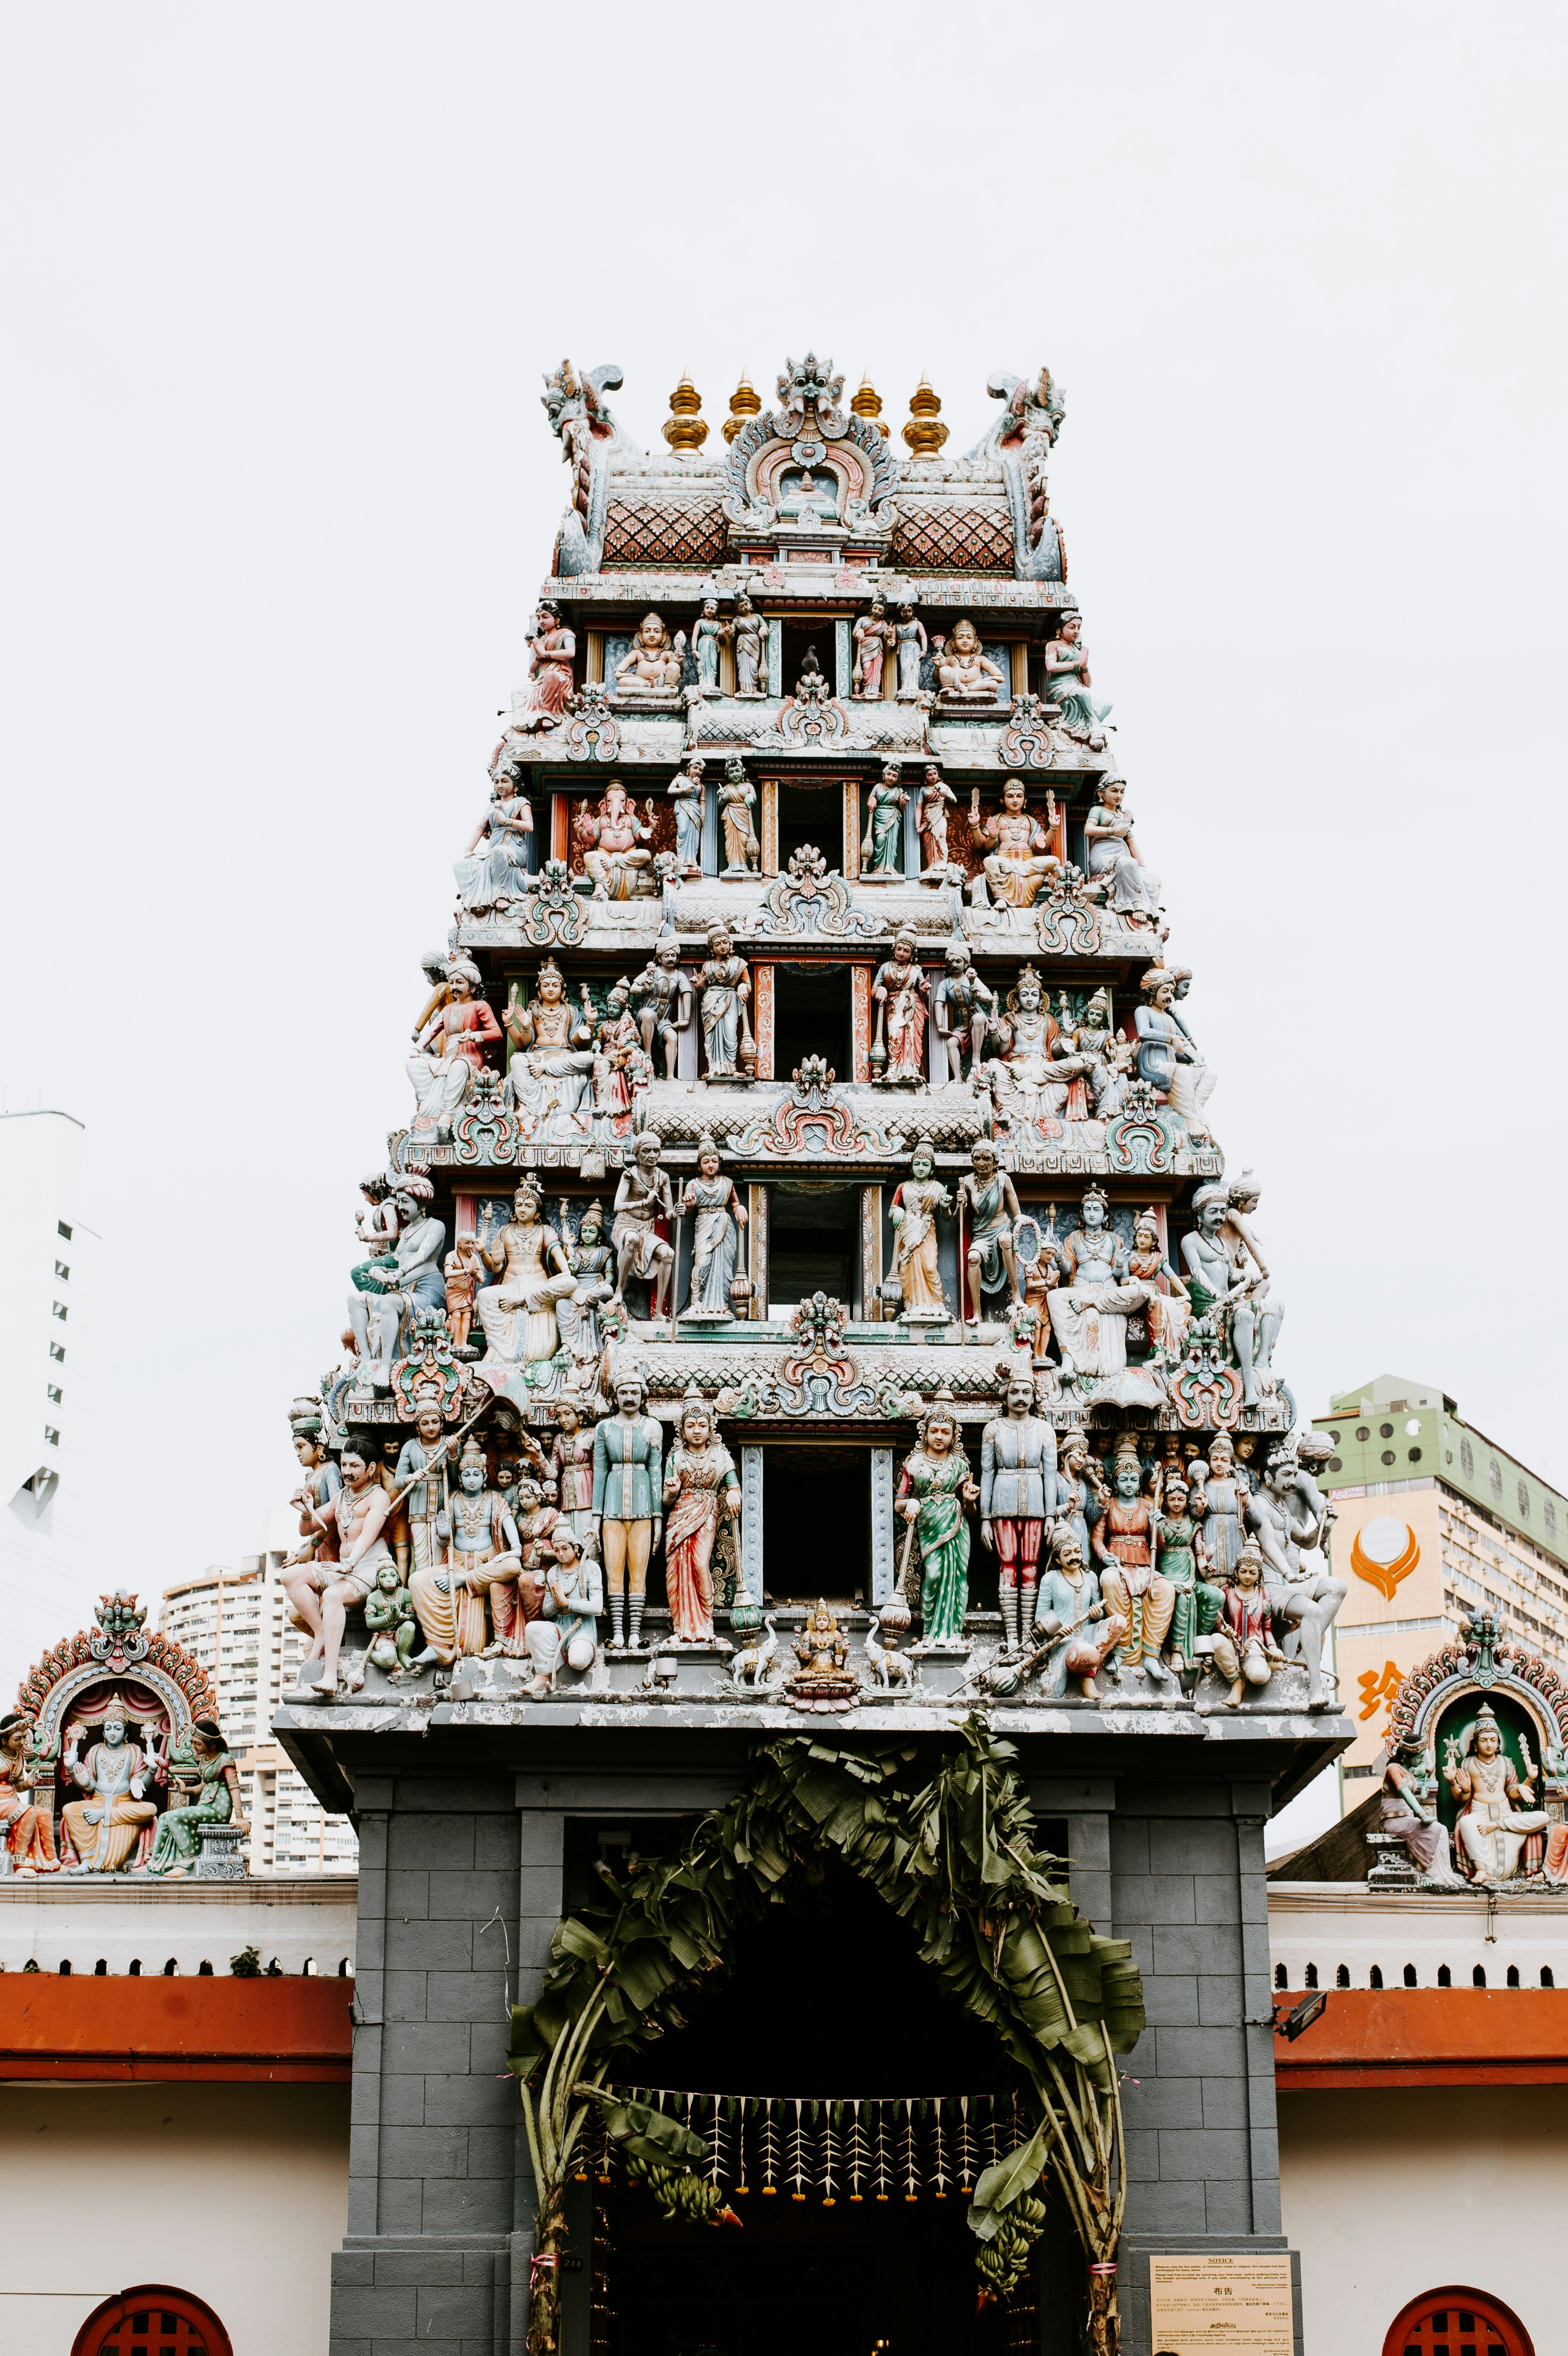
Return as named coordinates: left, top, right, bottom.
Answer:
left=851, top=373, right=890, bottom=438
left=722, top=370, right=762, bottom=445
left=902, top=375, right=949, bottom=460
left=663, top=372, right=709, bottom=452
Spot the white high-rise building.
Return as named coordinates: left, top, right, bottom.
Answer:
left=1, top=1110, right=101, bottom=1669
left=159, top=1554, right=358, bottom=1876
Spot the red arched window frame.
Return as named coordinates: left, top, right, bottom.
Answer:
left=71, top=2284, right=233, bottom=2356
left=1382, top=2285, right=1534, bottom=2356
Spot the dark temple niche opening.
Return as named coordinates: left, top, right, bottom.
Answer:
left=763, top=1443, right=872, bottom=1605
left=775, top=776, right=843, bottom=871
left=768, top=1183, right=860, bottom=1312
left=772, top=961, right=853, bottom=1082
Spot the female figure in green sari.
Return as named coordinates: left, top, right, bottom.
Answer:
left=898, top=1398, right=980, bottom=1645
left=1155, top=1476, right=1222, bottom=1673
left=146, top=1720, right=248, bottom=1877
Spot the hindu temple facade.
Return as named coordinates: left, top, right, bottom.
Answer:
left=262, top=353, right=1356, bottom=2356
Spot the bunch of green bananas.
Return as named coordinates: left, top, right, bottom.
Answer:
left=625, top=2158, right=738, bottom=2229
left=976, top=2190, right=1048, bottom=2301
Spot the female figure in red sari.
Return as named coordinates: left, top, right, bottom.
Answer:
left=0, top=1711, right=57, bottom=1874
left=661, top=1391, right=741, bottom=1644
left=511, top=603, right=576, bottom=731
left=407, top=960, right=503, bottom=1139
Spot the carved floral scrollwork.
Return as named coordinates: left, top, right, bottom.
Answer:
left=1168, top=1316, right=1244, bottom=1430
left=453, top=1067, right=520, bottom=1163
left=753, top=845, right=887, bottom=940
left=558, top=684, right=621, bottom=764
left=998, top=693, right=1060, bottom=770
left=1032, top=864, right=1103, bottom=956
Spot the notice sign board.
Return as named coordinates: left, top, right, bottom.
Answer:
left=1149, top=2254, right=1294, bottom=2356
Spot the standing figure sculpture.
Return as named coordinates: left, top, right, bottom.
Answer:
left=960, top=1142, right=1024, bottom=1324
left=611, top=1132, right=676, bottom=1316
left=1209, top=1540, right=1287, bottom=1707
left=549, top=1398, right=599, bottom=1550
left=146, top=1719, right=248, bottom=1877
left=894, top=603, right=928, bottom=699
left=560, top=1199, right=615, bottom=1366
left=933, top=941, right=995, bottom=1084
left=1222, top=1171, right=1284, bottom=1383
left=888, top=1147, right=951, bottom=1322
left=700, top=925, right=755, bottom=1077
left=1189, top=1435, right=1249, bottom=1583
left=980, top=1366, right=1058, bottom=1649
left=936, top=618, right=1005, bottom=700
left=285, top=1398, right=341, bottom=1573
left=395, top=1397, right=452, bottom=1581
left=0, top=1710, right=56, bottom=1873
left=613, top=611, right=684, bottom=696
left=511, top=603, right=576, bottom=731
left=1052, top=1424, right=1105, bottom=1570
left=475, top=1179, right=578, bottom=1377
left=456, top=770, right=534, bottom=913
left=691, top=599, right=729, bottom=697
left=1155, top=1475, right=1219, bottom=1672
left=1181, top=1184, right=1269, bottom=1408
left=668, top=756, right=706, bottom=876
left=407, top=960, right=502, bottom=1140
left=898, top=1396, right=979, bottom=1646
left=506, top=959, right=596, bottom=1138
left=590, top=978, right=647, bottom=1127
left=870, top=931, right=928, bottom=1084
left=719, top=760, right=760, bottom=873
left=662, top=1389, right=741, bottom=1643
left=348, top=1175, right=447, bottom=1390
left=410, top=1438, right=525, bottom=1663
left=630, top=939, right=692, bottom=1079
left=861, top=764, right=908, bottom=875
left=61, top=1700, right=163, bottom=1874
left=917, top=764, right=958, bottom=871
left=681, top=1136, right=748, bottom=1318
left=968, top=781, right=1060, bottom=908
left=1041, top=612, right=1111, bottom=744
left=731, top=592, right=768, bottom=697
left=1092, top=1446, right=1173, bottom=1682
left=852, top=594, right=895, bottom=700
left=444, top=1233, right=482, bottom=1353
left=592, top=1369, right=664, bottom=1651
left=573, top=783, right=656, bottom=900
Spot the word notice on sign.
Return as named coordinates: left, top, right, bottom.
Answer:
left=1149, top=2253, right=1294, bottom=2356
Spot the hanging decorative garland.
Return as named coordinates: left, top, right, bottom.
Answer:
left=507, top=1717, right=1146, bottom=2356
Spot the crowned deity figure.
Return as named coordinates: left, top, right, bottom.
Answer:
left=347, top=1174, right=446, bottom=1390
left=917, top=765, right=958, bottom=871
left=0, top=1710, right=56, bottom=1874
left=505, top=959, right=596, bottom=1138
left=548, top=1398, right=599, bottom=1551
left=611, top=1131, right=676, bottom=1316
left=1085, top=779, right=1159, bottom=926
left=662, top=1390, right=742, bottom=1644
left=475, top=1179, right=578, bottom=1378
left=932, top=941, right=996, bottom=1085
left=1246, top=1448, right=1345, bottom=1711
left=510, top=602, right=576, bottom=731
left=1092, top=1446, right=1173, bottom=1681
left=1381, top=1736, right=1462, bottom=1882
left=590, top=978, right=649, bottom=1128
left=630, top=938, right=692, bottom=1080
left=968, top=780, right=1061, bottom=908
left=731, top=592, right=768, bottom=697
left=394, top=1397, right=451, bottom=1579
left=852, top=594, right=895, bottom=699
left=960, top=1142, right=1024, bottom=1325
left=1208, top=1540, right=1287, bottom=1707
left=1066, top=988, right=1133, bottom=1119
left=409, top=1438, right=525, bottom=1664
left=1189, top=1433, right=1249, bottom=1584
left=898, top=1396, right=979, bottom=1646
left=719, top=760, right=760, bottom=873
left=572, top=783, right=656, bottom=900
left=1221, top=1171, right=1284, bottom=1380
left=936, top=617, right=1005, bottom=700
left=1044, top=1187, right=1156, bottom=1383
left=700, top=925, right=755, bottom=1077
left=894, top=602, right=928, bottom=699
left=979, top=1364, right=1058, bottom=1649
left=559, top=1199, right=615, bottom=1366
left=613, top=610, right=684, bottom=696
left=888, top=1147, right=951, bottom=1322
left=668, top=756, right=706, bottom=876
left=456, top=767, right=534, bottom=913
left=1444, top=1707, right=1550, bottom=1880
left=1127, top=1208, right=1190, bottom=1362
left=870, top=931, right=928, bottom=1084
left=861, top=763, right=908, bottom=875
left=1181, top=1183, right=1271, bottom=1409
left=691, top=599, right=729, bottom=697
left=680, top=1136, right=748, bottom=1319
left=985, top=966, right=1089, bottom=1131
left=1154, top=1476, right=1220, bottom=1672
left=1041, top=612, right=1111, bottom=744
left=592, top=1369, right=664, bottom=1651
left=61, top=1699, right=164, bottom=1874
left=407, top=959, right=503, bottom=1139
left=146, top=1718, right=248, bottom=1877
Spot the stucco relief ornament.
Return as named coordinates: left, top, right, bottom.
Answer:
left=558, top=683, right=621, bottom=764
left=541, top=359, right=636, bottom=577
left=768, top=650, right=852, bottom=747
left=506, top=859, right=586, bottom=949
left=999, top=693, right=1062, bottom=770
left=775, top=1293, right=878, bottom=1418
left=1167, top=1314, right=1243, bottom=1430
left=753, top=843, right=888, bottom=940
left=730, top=1057, right=895, bottom=1161
left=1032, top=864, right=1103, bottom=957
left=453, top=1067, right=521, bottom=1166
left=1102, top=1079, right=1181, bottom=1177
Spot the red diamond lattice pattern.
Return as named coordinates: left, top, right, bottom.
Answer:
left=602, top=497, right=728, bottom=568
left=891, top=503, right=1014, bottom=572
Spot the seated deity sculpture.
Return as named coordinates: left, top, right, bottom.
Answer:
left=936, top=617, right=1005, bottom=700
left=475, top=1179, right=578, bottom=1378
left=1444, top=1705, right=1550, bottom=1881
left=969, top=781, right=1060, bottom=908
left=613, top=611, right=684, bottom=697
left=984, top=966, right=1091, bottom=1132
left=1084, top=779, right=1159, bottom=925
left=1044, top=1187, right=1156, bottom=1384
left=505, top=959, right=596, bottom=1137
left=60, top=1700, right=163, bottom=1873
left=1040, top=612, right=1111, bottom=745
left=406, top=959, right=502, bottom=1140
left=572, top=783, right=656, bottom=900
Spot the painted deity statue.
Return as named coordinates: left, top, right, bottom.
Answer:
left=1189, top=1434, right=1249, bottom=1583
left=560, top=1200, right=615, bottom=1366
left=700, top=925, right=755, bottom=1076
left=719, top=760, right=760, bottom=872
left=1052, top=1425, right=1105, bottom=1570
left=1181, top=1183, right=1271, bottom=1409
left=662, top=1392, right=741, bottom=1643
left=407, top=959, right=502, bottom=1139
left=1032, top=1531, right=1126, bottom=1700
left=894, top=603, right=928, bottom=698
left=1247, top=1448, right=1346, bottom=1711
left=917, top=764, right=957, bottom=871
left=980, top=1367, right=1058, bottom=1649
left=524, top=1529, right=605, bottom=1695
left=898, top=1400, right=979, bottom=1646
left=630, top=939, right=692, bottom=1079
left=348, top=1175, right=446, bottom=1390
left=1084, top=780, right=1158, bottom=924
left=1127, top=1208, right=1190, bottom=1362
left=0, top=1709, right=56, bottom=1874
left=146, top=1718, right=248, bottom=1876
left=285, top=1399, right=341, bottom=1572
left=362, top=1561, right=419, bottom=1677
left=969, top=781, right=1060, bottom=908
left=668, top=756, right=705, bottom=875
left=611, top=1131, right=676, bottom=1315
left=456, top=769, right=534, bottom=913
left=987, top=966, right=1088, bottom=1131
left=960, top=1143, right=1023, bottom=1324
left=1209, top=1540, right=1287, bottom=1707
left=573, top=784, right=655, bottom=900
left=888, top=1147, right=951, bottom=1321
left=871, top=931, right=927, bottom=1083
left=1046, top=1188, right=1155, bottom=1383
left=511, top=602, right=576, bottom=731
left=549, top=1399, right=598, bottom=1550
left=1060, top=988, right=1132, bottom=1120
left=61, top=1700, right=163, bottom=1874
left=937, top=617, right=1005, bottom=700
left=1134, top=968, right=1207, bottom=1139
left=1221, top=1171, right=1284, bottom=1382
left=852, top=595, right=895, bottom=699
left=861, top=763, right=908, bottom=875
left=1445, top=1707, right=1550, bottom=1880
left=505, top=959, right=595, bottom=1138
left=410, top=1439, right=525, bottom=1663
left=395, top=1398, right=452, bottom=1579
left=592, top=1370, right=664, bottom=1652
left=290, top=1437, right=398, bottom=1694
left=681, top=1137, right=748, bottom=1318
left=731, top=593, right=768, bottom=697
left=444, top=1233, right=482, bottom=1352
left=613, top=611, right=684, bottom=696
left=1154, top=1476, right=1220, bottom=1671
left=476, top=1180, right=578, bottom=1376
left=932, top=941, right=996, bottom=1084
left=590, top=978, right=648, bottom=1127
left=1041, top=612, right=1110, bottom=743
left=1382, top=1737, right=1461, bottom=1882
left=1092, top=1448, right=1173, bottom=1681
left=691, top=600, right=729, bottom=697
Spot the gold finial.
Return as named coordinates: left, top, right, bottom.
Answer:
left=722, top=370, right=762, bottom=445
left=902, top=374, right=949, bottom=461
left=851, top=373, right=889, bottom=438
left=663, top=372, right=708, bottom=452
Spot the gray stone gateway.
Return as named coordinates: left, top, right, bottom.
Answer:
left=277, top=353, right=1347, bottom=2356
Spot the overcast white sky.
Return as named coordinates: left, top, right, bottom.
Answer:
left=2, top=5, right=1566, bottom=1702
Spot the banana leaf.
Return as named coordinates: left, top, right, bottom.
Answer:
left=967, top=2124, right=1049, bottom=2243
left=578, top=2087, right=711, bottom=2169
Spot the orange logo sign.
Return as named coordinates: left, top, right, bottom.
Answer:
left=1350, top=1516, right=1419, bottom=1601
left=1357, top=1661, right=1403, bottom=1721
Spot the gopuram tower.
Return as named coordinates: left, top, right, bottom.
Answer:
left=280, top=355, right=1347, bottom=2356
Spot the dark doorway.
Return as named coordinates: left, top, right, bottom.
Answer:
left=780, top=623, right=834, bottom=700
left=776, top=779, right=844, bottom=871
left=773, top=961, right=853, bottom=1079
left=763, top=1443, right=871, bottom=1601
left=768, top=1184, right=859, bottom=1310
